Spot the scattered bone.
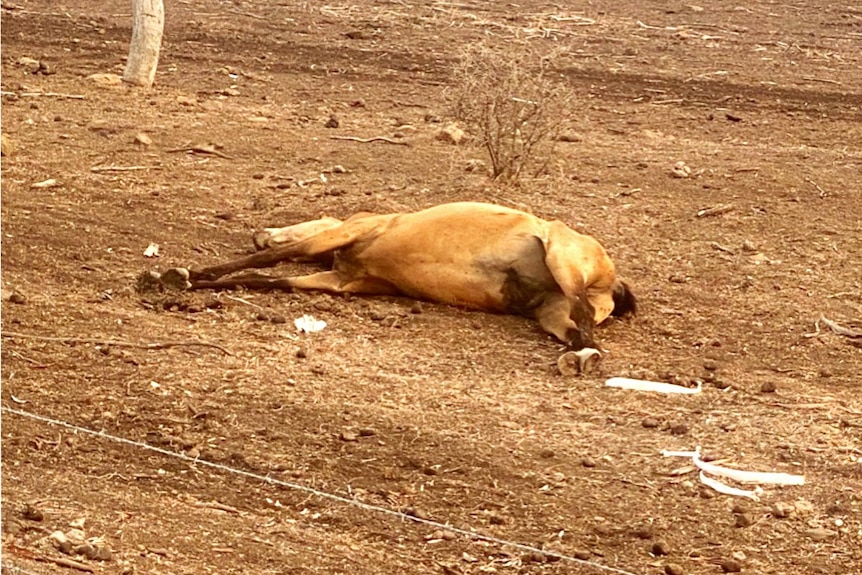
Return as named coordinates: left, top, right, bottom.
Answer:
left=31, top=178, right=60, bottom=189
left=134, top=132, right=153, bottom=146
left=606, top=377, right=702, bottom=394
left=804, top=315, right=862, bottom=339
left=143, top=243, right=160, bottom=258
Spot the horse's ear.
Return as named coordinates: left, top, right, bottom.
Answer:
left=611, top=280, right=637, bottom=317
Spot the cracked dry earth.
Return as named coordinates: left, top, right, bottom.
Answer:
left=1, top=1, right=861, bottom=575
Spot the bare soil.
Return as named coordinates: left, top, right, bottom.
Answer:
left=2, top=1, right=861, bottom=574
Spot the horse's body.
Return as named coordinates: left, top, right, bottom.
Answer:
left=159, top=202, right=636, bottom=353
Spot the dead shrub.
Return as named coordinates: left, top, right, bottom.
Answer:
left=452, top=43, right=574, bottom=181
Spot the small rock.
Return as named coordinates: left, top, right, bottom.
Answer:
left=340, top=431, right=358, bottom=442
left=574, top=549, right=591, bottom=560
left=632, top=525, right=654, bottom=540
left=435, top=124, right=465, bottom=145
left=324, top=115, right=339, bottom=128
left=93, top=544, right=113, bottom=561
left=670, top=423, right=689, bottom=436
left=741, top=240, right=757, bottom=253
left=214, top=211, right=234, bottom=221
left=134, top=132, right=152, bottom=146
left=671, top=161, right=691, bottom=178
left=269, top=314, right=287, bottom=324
left=222, top=88, right=241, bottom=97
left=524, top=551, right=546, bottom=563
left=330, top=164, right=347, bottom=174
left=642, top=417, right=660, bottom=429
left=22, top=504, right=43, bottom=521
left=358, top=428, right=376, bottom=437
left=805, top=528, right=836, bottom=541
left=404, top=507, right=430, bottom=520
left=75, top=543, right=97, bottom=559
left=8, top=292, right=27, bottom=305
left=699, top=487, right=716, bottom=499
left=1, top=133, right=15, bottom=156
left=668, top=273, right=687, bottom=284
left=17, top=56, right=42, bottom=73
left=720, top=558, right=743, bottom=573
left=712, top=379, right=732, bottom=390
left=410, top=302, right=423, bottom=314
left=65, top=528, right=86, bottom=544
left=488, top=513, right=506, bottom=525
left=703, top=358, right=719, bottom=371
left=771, top=501, right=796, bottom=519
left=295, top=347, right=307, bottom=359
left=581, top=456, right=597, bottom=468
left=539, top=448, right=555, bottom=459
left=557, top=133, right=583, bottom=142
left=760, top=381, right=776, bottom=393
left=176, top=95, right=198, bottom=106
left=464, top=159, right=486, bottom=173
left=792, top=500, right=814, bottom=518
left=50, top=530, right=71, bottom=554
left=652, top=540, right=670, bottom=556
left=88, top=73, right=123, bottom=86
left=665, top=563, right=684, bottom=575
left=734, top=513, right=754, bottom=528
left=344, top=30, right=369, bottom=40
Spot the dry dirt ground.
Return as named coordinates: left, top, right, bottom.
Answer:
left=2, top=1, right=861, bottom=574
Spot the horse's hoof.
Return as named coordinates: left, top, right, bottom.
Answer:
left=557, top=348, right=602, bottom=376
left=252, top=230, right=271, bottom=251
left=159, top=267, right=192, bottom=291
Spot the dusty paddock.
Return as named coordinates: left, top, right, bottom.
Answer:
left=1, top=1, right=861, bottom=574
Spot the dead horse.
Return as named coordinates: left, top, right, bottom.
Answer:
left=158, top=202, right=636, bottom=366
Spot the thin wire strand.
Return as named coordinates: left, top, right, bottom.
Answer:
left=2, top=406, right=644, bottom=575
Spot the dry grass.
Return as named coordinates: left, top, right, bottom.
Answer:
left=451, top=42, right=575, bottom=181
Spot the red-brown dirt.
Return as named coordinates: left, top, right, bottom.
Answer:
left=2, top=1, right=861, bottom=574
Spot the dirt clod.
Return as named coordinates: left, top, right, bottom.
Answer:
left=664, top=563, right=684, bottom=575
left=642, top=417, right=660, bottom=429
left=652, top=540, right=670, bottom=556
left=670, top=423, right=689, bottom=435
left=771, top=502, right=795, bottom=518
left=760, top=381, right=777, bottom=393
left=720, top=558, right=743, bottom=573
left=735, top=513, right=754, bottom=528
left=22, top=503, right=43, bottom=521
left=8, top=292, right=27, bottom=304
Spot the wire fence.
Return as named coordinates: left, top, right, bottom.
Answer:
left=2, top=406, right=644, bottom=575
